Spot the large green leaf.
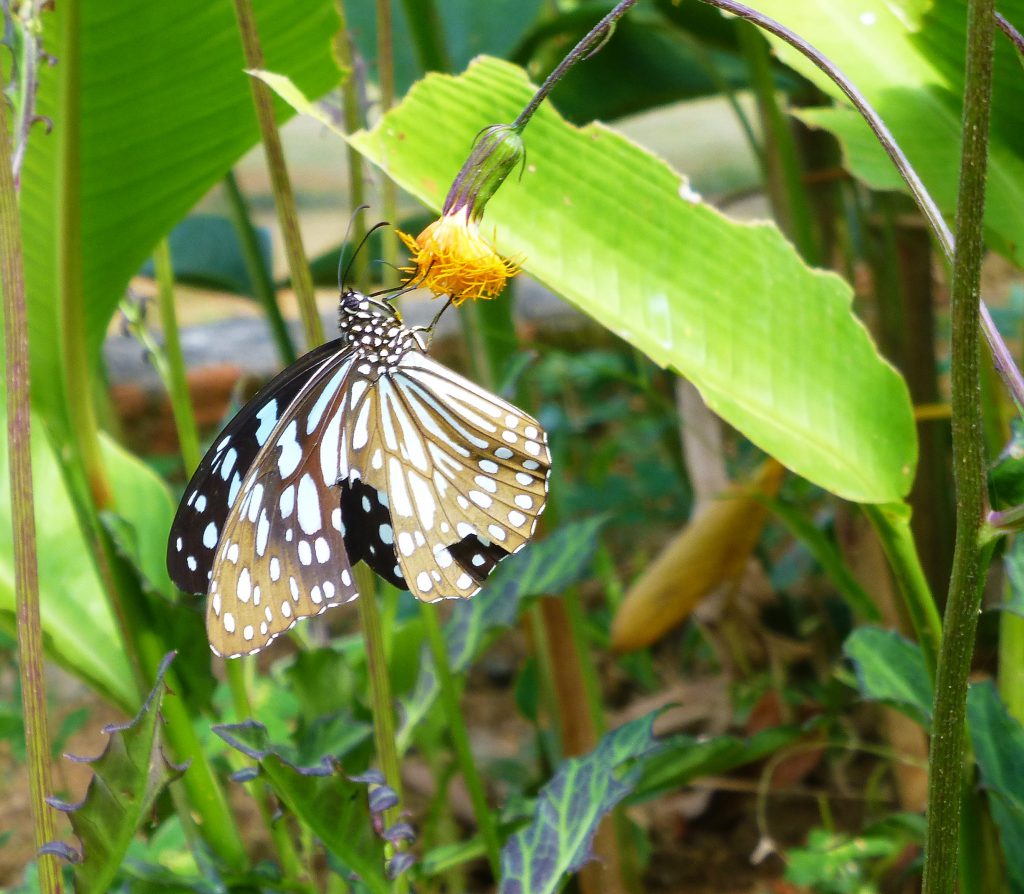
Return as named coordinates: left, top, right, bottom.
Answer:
left=19, top=0, right=342, bottom=424
left=260, top=57, right=916, bottom=503
left=498, top=712, right=665, bottom=893
left=760, top=0, right=1024, bottom=266
left=0, top=413, right=134, bottom=710
left=41, top=654, right=185, bottom=894
left=843, top=627, right=932, bottom=727
left=968, top=682, right=1024, bottom=894
left=397, top=517, right=606, bottom=751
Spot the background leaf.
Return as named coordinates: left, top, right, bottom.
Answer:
left=498, top=712, right=665, bottom=894
left=261, top=57, right=917, bottom=502
left=138, top=215, right=272, bottom=298
left=760, top=0, right=1024, bottom=266
left=41, top=654, right=185, bottom=894
left=843, top=627, right=932, bottom=727
left=968, top=683, right=1024, bottom=894
left=214, top=720, right=389, bottom=893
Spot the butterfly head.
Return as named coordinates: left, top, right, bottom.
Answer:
left=338, top=289, right=427, bottom=371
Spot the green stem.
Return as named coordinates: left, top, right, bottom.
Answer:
left=223, top=171, right=297, bottom=365
left=398, top=0, right=450, bottom=72
left=57, top=0, right=110, bottom=509
left=130, top=613, right=248, bottom=868
left=922, top=0, right=996, bottom=889
left=156, top=241, right=310, bottom=883
left=355, top=564, right=408, bottom=894
left=332, top=18, right=369, bottom=289
left=735, top=22, right=820, bottom=265
left=226, top=661, right=313, bottom=891
left=374, top=0, right=400, bottom=278
left=153, top=240, right=201, bottom=471
left=231, top=0, right=325, bottom=350
left=0, top=60, right=63, bottom=894
left=862, top=505, right=942, bottom=679
left=419, top=603, right=502, bottom=877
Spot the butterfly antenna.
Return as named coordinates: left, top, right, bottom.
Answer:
left=337, top=204, right=370, bottom=292
left=341, top=218, right=391, bottom=293
left=368, top=258, right=435, bottom=301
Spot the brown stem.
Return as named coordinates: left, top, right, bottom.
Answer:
left=0, top=63, right=63, bottom=894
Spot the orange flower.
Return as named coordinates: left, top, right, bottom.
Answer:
left=399, top=208, right=519, bottom=306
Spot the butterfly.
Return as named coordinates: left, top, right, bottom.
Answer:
left=167, top=290, right=551, bottom=657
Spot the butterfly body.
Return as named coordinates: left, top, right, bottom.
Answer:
left=168, top=291, right=550, bottom=657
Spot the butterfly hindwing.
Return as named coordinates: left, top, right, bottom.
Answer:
left=167, top=339, right=347, bottom=594
left=340, top=479, right=407, bottom=590
left=346, top=351, right=551, bottom=601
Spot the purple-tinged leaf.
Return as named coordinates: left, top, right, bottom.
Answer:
left=383, top=822, right=417, bottom=844
left=42, top=652, right=185, bottom=894
left=386, top=851, right=417, bottom=880
left=214, top=720, right=389, bottom=893
left=499, top=712, right=665, bottom=894
left=368, top=785, right=400, bottom=815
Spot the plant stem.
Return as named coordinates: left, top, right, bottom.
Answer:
left=420, top=603, right=502, bottom=877
left=997, top=13, right=1024, bottom=56
left=399, top=0, right=450, bottom=72
left=0, top=60, right=63, bottom=894
left=355, top=564, right=408, bottom=893
left=513, top=0, right=639, bottom=129
left=333, top=22, right=371, bottom=289
left=862, top=504, right=942, bottom=679
left=153, top=240, right=201, bottom=471
left=695, top=0, right=1024, bottom=412
left=921, top=0, right=996, bottom=889
left=226, top=660, right=313, bottom=892
left=735, top=22, right=820, bottom=265
left=374, top=0, right=400, bottom=277
left=223, top=170, right=297, bottom=365
left=155, top=241, right=310, bottom=885
left=231, top=0, right=324, bottom=350
left=57, top=0, right=111, bottom=509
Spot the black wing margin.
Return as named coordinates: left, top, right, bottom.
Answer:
left=167, top=339, right=347, bottom=594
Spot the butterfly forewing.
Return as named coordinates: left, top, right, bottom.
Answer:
left=167, top=339, right=347, bottom=594
left=206, top=352, right=360, bottom=656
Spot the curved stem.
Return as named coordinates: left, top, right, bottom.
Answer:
left=922, top=0, right=996, bottom=889
left=863, top=505, right=942, bottom=678
left=513, top=0, right=639, bottom=129
left=696, top=0, right=1024, bottom=411
left=997, top=12, right=1024, bottom=56
left=0, top=57, right=63, bottom=894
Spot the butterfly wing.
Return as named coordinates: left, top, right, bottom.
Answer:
left=206, top=350, right=362, bottom=656
left=331, top=351, right=550, bottom=601
left=167, top=339, right=347, bottom=594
